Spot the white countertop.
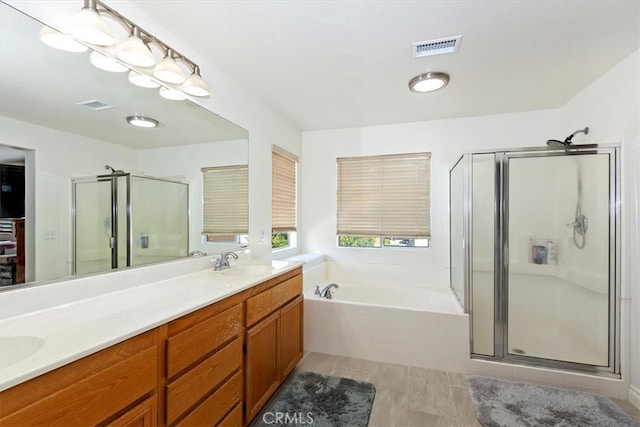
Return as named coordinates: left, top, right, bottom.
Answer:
left=0, top=259, right=302, bottom=392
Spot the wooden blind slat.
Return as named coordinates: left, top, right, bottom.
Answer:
left=272, top=149, right=297, bottom=232
left=202, top=165, right=248, bottom=234
left=337, top=153, right=430, bottom=238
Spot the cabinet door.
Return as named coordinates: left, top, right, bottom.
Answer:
left=245, top=312, right=280, bottom=423
left=106, top=397, right=157, bottom=427
left=279, top=296, right=303, bottom=379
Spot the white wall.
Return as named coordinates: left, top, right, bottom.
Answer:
left=300, top=109, right=559, bottom=286
left=559, top=49, right=640, bottom=407
left=0, top=116, right=138, bottom=281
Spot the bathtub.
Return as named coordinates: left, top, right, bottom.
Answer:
left=302, top=261, right=470, bottom=371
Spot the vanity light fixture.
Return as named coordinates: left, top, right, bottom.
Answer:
left=159, top=87, right=187, bottom=101
left=39, top=26, right=88, bottom=53
left=408, top=72, right=450, bottom=93
left=39, top=0, right=211, bottom=99
left=89, top=50, right=128, bottom=72
left=153, top=49, right=186, bottom=84
left=116, top=27, right=155, bottom=68
left=68, top=0, right=114, bottom=46
left=128, top=70, right=160, bottom=88
left=183, top=66, right=210, bottom=97
left=126, top=115, right=159, bottom=128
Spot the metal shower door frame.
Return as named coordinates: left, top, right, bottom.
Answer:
left=460, top=144, right=620, bottom=377
left=497, top=146, right=619, bottom=375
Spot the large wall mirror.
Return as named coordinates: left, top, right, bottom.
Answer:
left=0, top=2, right=249, bottom=288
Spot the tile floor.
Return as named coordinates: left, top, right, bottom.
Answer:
left=295, top=352, right=640, bottom=427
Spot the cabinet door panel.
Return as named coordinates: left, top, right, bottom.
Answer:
left=106, top=396, right=157, bottom=427
left=245, top=312, right=280, bottom=422
left=280, top=296, right=304, bottom=379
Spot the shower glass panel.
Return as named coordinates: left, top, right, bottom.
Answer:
left=449, top=156, right=467, bottom=308
left=74, top=179, right=118, bottom=275
left=471, top=153, right=495, bottom=356
left=130, top=176, right=189, bottom=267
left=507, top=153, right=611, bottom=366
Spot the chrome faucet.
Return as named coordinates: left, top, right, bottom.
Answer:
left=317, top=283, right=339, bottom=299
left=188, top=250, right=207, bottom=257
left=213, top=251, right=239, bottom=271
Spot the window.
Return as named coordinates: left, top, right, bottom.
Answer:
left=337, top=152, right=430, bottom=248
left=201, top=165, right=248, bottom=243
left=272, top=146, right=297, bottom=249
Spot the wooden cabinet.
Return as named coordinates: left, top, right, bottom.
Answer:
left=0, top=267, right=304, bottom=427
left=164, top=300, right=244, bottom=426
left=245, top=273, right=303, bottom=424
left=0, top=329, right=160, bottom=426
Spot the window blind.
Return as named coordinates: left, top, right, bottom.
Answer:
left=272, top=147, right=297, bottom=232
left=336, top=152, right=431, bottom=237
left=202, top=165, right=248, bottom=234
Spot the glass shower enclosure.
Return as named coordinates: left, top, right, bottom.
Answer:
left=450, top=145, right=620, bottom=375
left=73, top=172, right=189, bottom=275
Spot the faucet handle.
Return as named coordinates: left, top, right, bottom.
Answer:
left=314, top=285, right=321, bottom=295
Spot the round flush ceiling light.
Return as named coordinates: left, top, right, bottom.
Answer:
left=39, top=26, right=88, bottom=53
left=408, top=72, right=450, bottom=93
left=126, top=115, right=159, bottom=128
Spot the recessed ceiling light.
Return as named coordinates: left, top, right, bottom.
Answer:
left=409, top=72, right=450, bottom=93
left=126, top=115, right=159, bottom=128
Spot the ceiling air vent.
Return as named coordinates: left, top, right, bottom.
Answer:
left=76, top=100, right=113, bottom=111
left=412, top=35, right=462, bottom=58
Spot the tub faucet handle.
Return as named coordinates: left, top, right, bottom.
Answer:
left=314, top=285, right=321, bottom=295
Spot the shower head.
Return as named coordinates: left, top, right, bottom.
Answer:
left=546, top=126, right=590, bottom=147
left=546, top=139, right=567, bottom=147
left=105, top=165, right=124, bottom=174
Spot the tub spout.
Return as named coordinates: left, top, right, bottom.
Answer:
left=320, top=283, right=339, bottom=299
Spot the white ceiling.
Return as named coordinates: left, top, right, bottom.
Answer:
left=130, top=0, right=640, bottom=131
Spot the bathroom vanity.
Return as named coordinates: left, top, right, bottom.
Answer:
left=0, top=261, right=303, bottom=426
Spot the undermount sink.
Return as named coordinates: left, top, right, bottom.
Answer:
left=221, top=264, right=275, bottom=277
left=0, top=336, right=45, bottom=369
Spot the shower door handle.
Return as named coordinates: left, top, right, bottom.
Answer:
left=109, top=236, right=115, bottom=249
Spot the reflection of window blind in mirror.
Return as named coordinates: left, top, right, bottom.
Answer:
left=272, top=147, right=298, bottom=232
left=336, top=152, right=431, bottom=237
left=202, top=165, right=248, bottom=234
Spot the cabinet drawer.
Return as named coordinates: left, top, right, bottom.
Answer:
left=1, top=345, right=158, bottom=426
left=216, top=403, right=242, bottom=427
left=246, top=274, right=302, bottom=326
left=167, top=303, right=243, bottom=378
left=175, top=370, right=243, bottom=427
left=166, top=337, right=242, bottom=424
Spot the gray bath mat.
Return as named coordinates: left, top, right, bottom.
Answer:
left=251, top=371, right=376, bottom=427
left=467, top=375, right=638, bottom=427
